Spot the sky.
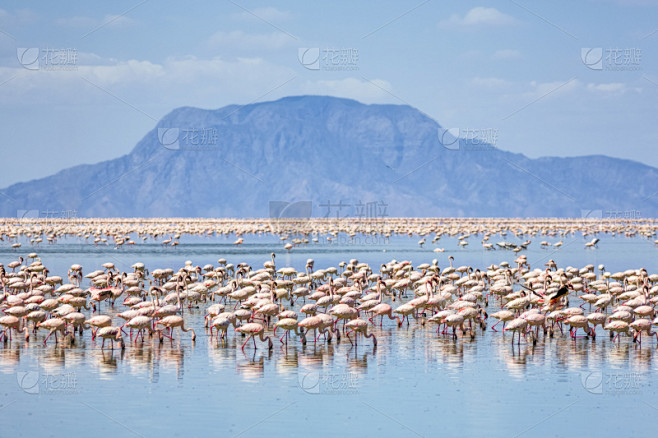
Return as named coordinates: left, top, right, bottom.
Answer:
left=1, top=0, right=657, bottom=188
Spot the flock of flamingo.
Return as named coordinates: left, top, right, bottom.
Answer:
left=1, top=218, right=657, bottom=356
left=1, top=217, right=656, bottom=250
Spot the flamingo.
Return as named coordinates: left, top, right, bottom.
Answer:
left=122, top=316, right=153, bottom=344
left=490, top=310, right=514, bottom=331
left=155, top=315, right=196, bottom=342
left=298, top=316, right=325, bottom=344
left=234, top=322, right=273, bottom=350
left=0, top=315, right=29, bottom=341
left=7, top=257, right=23, bottom=272
left=345, top=318, right=377, bottom=346
left=630, top=319, right=656, bottom=344
left=444, top=313, right=465, bottom=338
left=273, top=318, right=302, bottom=344
left=210, top=312, right=237, bottom=340
left=605, top=320, right=630, bottom=342
left=96, top=326, right=124, bottom=350
left=565, top=315, right=593, bottom=339
left=84, top=315, right=112, bottom=339
left=37, top=318, right=66, bottom=344
left=504, top=318, right=528, bottom=344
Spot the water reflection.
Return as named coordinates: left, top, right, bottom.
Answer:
left=2, top=323, right=658, bottom=385
left=236, top=348, right=272, bottom=381
left=345, top=344, right=376, bottom=371
left=96, top=348, right=122, bottom=378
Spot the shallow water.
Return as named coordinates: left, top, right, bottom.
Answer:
left=1, top=232, right=657, bottom=438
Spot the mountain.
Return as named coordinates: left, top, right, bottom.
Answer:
left=2, top=95, right=657, bottom=218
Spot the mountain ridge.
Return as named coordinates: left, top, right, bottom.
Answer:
left=2, top=95, right=657, bottom=218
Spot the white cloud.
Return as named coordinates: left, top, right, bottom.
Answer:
left=586, top=82, right=627, bottom=94
left=497, top=79, right=581, bottom=104
left=300, top=78, right=394, bottom=103
left=231, top=7, right=292, bottom=22
left=55, top=16, right=98, bottom=28
left=208, top=30, right=292, bottom=50
left=55, top=14, right=136, bottom=29
left=439, top=7, right=516, bottom=28
left=0, top=54, right=296, bottom=109
left=0, top=8, right=36, bottom=28
left=471, top=77, right=512, bottom=89
left=524, top=79, right=580, bottom=99
left=492, top=49, right=521, bottom=60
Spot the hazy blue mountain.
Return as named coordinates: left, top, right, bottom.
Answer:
left=2, top=95, right=657, bottom=218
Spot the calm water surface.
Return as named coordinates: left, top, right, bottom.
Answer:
left=1, top=232, right=656, bottom=437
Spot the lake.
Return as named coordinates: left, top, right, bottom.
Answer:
left=1, top=231, right=656, bottom=438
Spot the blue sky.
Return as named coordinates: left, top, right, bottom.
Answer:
left=1, top=0, right=657, bottom=187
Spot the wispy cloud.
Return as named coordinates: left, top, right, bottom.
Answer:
left=521, top=79, right=580, bottom=100
left=586, top=82, right=628, bottom=94
left=471, top=77, right=512, bottom=89
left=439, top=7, right=517, bottom=29
left=57, top=14, right=137, bottom=29
left=492, top=49, right=522, bottom=60
left=301, top=77, right=394, bottom=103
left=208, top=30, right=292, bottom=50
left=0, top=55, right=294, bottom=106
left=230, top=7, right=292, bottom=22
